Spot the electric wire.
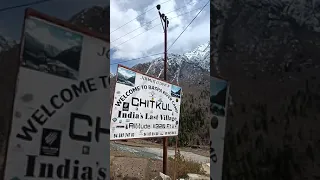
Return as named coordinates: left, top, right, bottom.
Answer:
left=110, top=2, right=209, bottom=66
left=111, top=0, right=202, bottom=43
left=111, top=3, right=209, bottom=66
left=112, top=6, right=205, bottom=49
left=167, top=0, right=209, bottom=51
left=0, top=0, right=209, bottom=67
left=110, top=0, right=173, bottom=34
left=0, top=0, right=53, bottom=13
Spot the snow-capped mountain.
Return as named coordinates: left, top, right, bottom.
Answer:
left=184, top=42, right=210, bottom=71
left=132, top=42, right=210, bottom=85
left=0, top=35, right=17, bottom=53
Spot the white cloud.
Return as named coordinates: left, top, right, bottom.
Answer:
left=110, top=0, right=210, bottom=61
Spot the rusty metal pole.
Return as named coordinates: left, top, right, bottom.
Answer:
left=157, top=4, right=169, bottom=175
left=163, top=15, right=168, bottom=175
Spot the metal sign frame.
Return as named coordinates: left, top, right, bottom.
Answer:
left=110, top=64, right=181, bottom=141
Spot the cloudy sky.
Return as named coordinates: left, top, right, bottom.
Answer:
left=0, top=0, right=107, bottom=40
left=0, top=0, right=209, bottom=73
left=110, top=0, right=210, bottom=73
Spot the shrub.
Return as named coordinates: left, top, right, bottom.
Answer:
left=167, top=150, right=206, bottom=178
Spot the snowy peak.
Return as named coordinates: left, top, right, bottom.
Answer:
left=131, top=42, right=210, bottom=86
left=185, top=42, right=210, bottom=59
left=148, top=42, right=210, bottom=71
left=184, top=42, right=210, bottom=71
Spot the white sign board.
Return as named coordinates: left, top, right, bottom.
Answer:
left=210, top=76, right=229, bottom=180
left=4, top=9, right=110, bottom=180
left=110, top=65, right=182, bottom=140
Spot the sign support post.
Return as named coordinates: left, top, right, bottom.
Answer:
left=157, top=4, right=169, bottom=175
left=110, top=64, right=182, bottom=177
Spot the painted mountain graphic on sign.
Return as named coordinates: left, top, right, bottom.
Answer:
left=211, top=87, right=227, bottom=107
left=171, top=85, right=181, bottom=98
left=116, top=67, right=136, bottom=86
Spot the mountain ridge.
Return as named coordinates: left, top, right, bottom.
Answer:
left=131, top=41, right=210, bottom=85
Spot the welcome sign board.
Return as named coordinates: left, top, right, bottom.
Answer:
left=110, top=65, right=182, bottom=140
left=210, top=76, right=230, bottom=180
left=3, top=9, right=110, bottom=180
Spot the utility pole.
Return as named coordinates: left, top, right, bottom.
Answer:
left=156, top=4, right=169, bottom=175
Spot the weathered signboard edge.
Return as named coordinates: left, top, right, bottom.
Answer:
left=210, top=75, right=231, bottom=115
left=209, top=75, right=231, bottom=180
left=1, top=8, right=110, bottom=179
left=117, top=64, right=181, bottom=87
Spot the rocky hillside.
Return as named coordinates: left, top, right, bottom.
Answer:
left=69, top=6, right=109, bottom=35
left=212, top=0, right=320, bottom=179
left=111, top=43, right=211, bottom=146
